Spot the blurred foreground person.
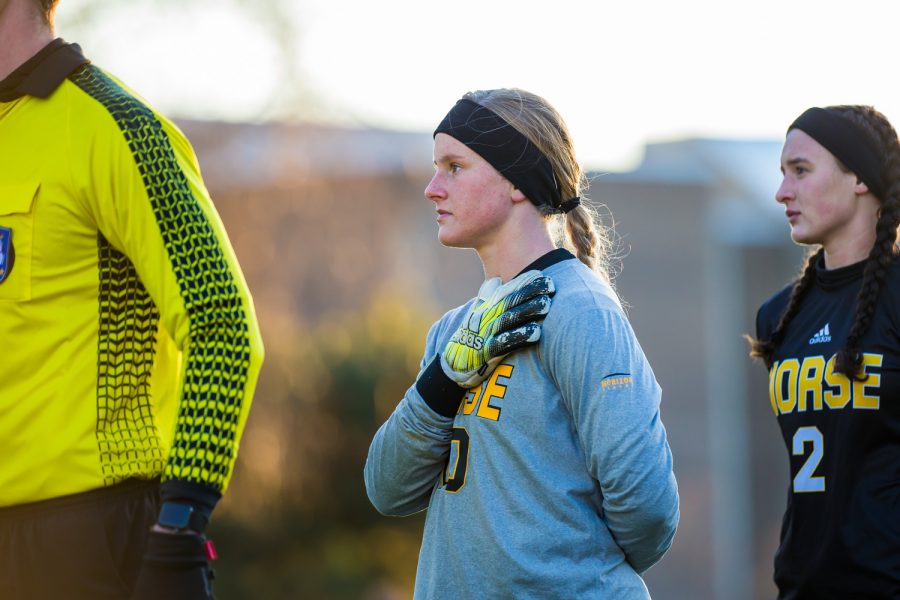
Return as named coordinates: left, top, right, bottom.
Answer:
left=749, top=106, right=900, bottom=598
left=365, top=88, right=679, bottom=599
left=0, top=1, right=264, bottom=598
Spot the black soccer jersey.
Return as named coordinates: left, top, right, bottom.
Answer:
left=757, top=257, right=900, bottom=599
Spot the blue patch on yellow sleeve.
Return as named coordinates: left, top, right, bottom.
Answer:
left=0, top=226, right=14, bottom=283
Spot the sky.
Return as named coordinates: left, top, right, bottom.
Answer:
left=57, top=0, right=900, bottom=171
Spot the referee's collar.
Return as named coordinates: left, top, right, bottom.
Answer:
left=0, top=39, right=89, bottom=102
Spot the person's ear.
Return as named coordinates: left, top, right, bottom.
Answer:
left=855, top=178, right=870, bottom=196
left=511, top=187, right=527, bottom=203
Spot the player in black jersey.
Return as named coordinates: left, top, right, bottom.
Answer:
left=748, top=106, right=900, bottom=599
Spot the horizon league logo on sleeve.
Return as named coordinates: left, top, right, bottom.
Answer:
left=0, top=226, right=14, bottom=283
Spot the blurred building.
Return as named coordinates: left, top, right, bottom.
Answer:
left=181, top=119, right=805, bottom=600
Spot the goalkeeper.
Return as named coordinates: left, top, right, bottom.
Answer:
left=364, top=89, right=679, bottom=599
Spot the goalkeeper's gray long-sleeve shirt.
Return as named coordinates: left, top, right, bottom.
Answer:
left=364, top=249, right=679, bottom=599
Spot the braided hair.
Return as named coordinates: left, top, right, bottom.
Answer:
left=749, top=106, right=900, bottom=379
left=464, top=88, right=617, bottom=284
left=748, top=247, right=823, bottom=367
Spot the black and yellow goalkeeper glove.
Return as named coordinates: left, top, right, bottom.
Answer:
left=441, top=270, right=554, bottom=388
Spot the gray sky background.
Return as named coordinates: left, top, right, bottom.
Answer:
left=57, top=0, right=900, bottom=171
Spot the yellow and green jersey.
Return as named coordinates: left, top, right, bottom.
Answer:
left=0, top=40, right=264, bottom=508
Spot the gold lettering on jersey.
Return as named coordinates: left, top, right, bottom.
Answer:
left=601, top=375, right=633, bottom=390
left=476, top=364, right=513, bottom=421
left=852, top=353, right=882, bottom=410
left=769, top=353, right=883, bottom=415
left=797, top=355, right=825, bottom=411
left=774, top=359, right=799, bottom=414
left=768, top=366, right=778, bottom=415
left=459, top=363, right=514, bottom=421
left=823, top=355, right=850, bottom=409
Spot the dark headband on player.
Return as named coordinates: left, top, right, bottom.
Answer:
left=435, top=98, right=579, bottom=214
left=789, top=107, right=885, bottom=200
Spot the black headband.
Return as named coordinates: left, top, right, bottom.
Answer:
left=789, top=107, right=885, bottom=200
left=435, top=98, right=576, bottom=213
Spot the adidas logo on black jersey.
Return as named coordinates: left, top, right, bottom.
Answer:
left=808, top=323, right=832, bottom=345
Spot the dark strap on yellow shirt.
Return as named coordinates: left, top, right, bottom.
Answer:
left=0, top=38, right=89, bottom=101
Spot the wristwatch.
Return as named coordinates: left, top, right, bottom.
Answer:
left=157, top=502, right=208, bottom=533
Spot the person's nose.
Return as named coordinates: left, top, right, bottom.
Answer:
left=425, top=172, right=446, bottom=202
left=775, top=177, right=793, bottom=204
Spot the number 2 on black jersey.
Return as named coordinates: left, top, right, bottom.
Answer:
left=792, top=426, right=825, bottom=493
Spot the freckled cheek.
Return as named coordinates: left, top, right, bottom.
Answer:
left=470, top=179, right=497, bottom=196
left=459, top=184, right=492, bottom=214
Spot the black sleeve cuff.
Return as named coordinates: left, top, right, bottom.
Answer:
left=415, top=356, right=466, bottom=418
left=160, top=479, right=222, bottom=526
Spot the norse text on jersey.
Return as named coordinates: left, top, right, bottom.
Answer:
left=768, top=352, right=883, bottom=415
left=457, top=363, right=515, bottom=421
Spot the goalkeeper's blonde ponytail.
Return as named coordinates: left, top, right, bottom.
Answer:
left=464, top=88, right=616, bottom=284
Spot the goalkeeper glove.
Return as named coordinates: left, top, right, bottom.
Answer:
left=441, top=270, right=554, bottom=388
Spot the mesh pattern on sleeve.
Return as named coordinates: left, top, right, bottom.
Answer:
left=73, top=66, right=252, bottom=492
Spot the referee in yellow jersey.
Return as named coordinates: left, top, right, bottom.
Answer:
left=0, top=1, right=264, bottom=598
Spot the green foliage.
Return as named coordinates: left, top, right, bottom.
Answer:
left=209, top=288, right=437, bottom=599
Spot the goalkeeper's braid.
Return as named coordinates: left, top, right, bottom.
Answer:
left=465, top=88, right=617, bottom=285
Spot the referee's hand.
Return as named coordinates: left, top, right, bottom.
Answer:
left=131, top=528, right=216, bottom=600
left=441, top=270, right=555, bottom=388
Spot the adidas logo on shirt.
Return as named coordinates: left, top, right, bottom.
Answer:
left=809, top=323, right=832, bottom=345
